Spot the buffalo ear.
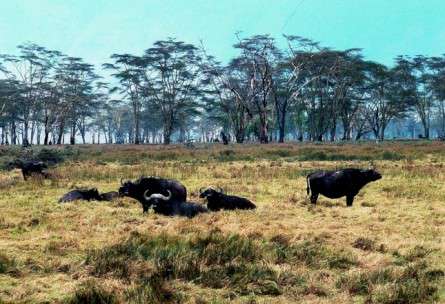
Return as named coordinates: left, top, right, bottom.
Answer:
left=199, top=187, right=205, bottom=194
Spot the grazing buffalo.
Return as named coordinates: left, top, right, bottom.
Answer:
left=58, top=188, right=101, bottom=203
left=99, top=191, right=120, bottom=201
left=144, top=190, right=208, bottom=218
left=119, top=176, right=187, bottom=213
left=199, top=187, right=256, bottom=211
left=306, top=168, right=382, bottom=206
left=11, top=160, right=50, bottom=180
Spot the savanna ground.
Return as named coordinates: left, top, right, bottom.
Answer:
left=0, top=142, right=444, bottom=304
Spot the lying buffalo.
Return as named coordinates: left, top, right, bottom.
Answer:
left=58, top=188, right=101, bottom=203
left=144, top=190, right=208, bottom=218
left=10, top=159, right=50, bottom=180
left=306, top=168, right=382, bottom=206
left=99, top=191, right=120, bottom=201
left=59, top=189, right=120, bottom=203
left=199, top=187, right=256, bottom=211
left=119, top=176, right=187, bottom=213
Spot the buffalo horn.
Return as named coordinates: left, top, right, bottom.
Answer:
left=143, top=189, right=172, bottom=201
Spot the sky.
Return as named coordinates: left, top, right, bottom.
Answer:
left=1, top=0, right=445, bottom=72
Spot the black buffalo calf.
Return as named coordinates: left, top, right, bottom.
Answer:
left=199, top=187, right=256, bottom=211
left=58, top=188, right=102, bottom=203
left=11, top=160, right=50, bottom=180
left=99, top=191, right=120, bottom=201
left=306, top=168, right=382, bottom=206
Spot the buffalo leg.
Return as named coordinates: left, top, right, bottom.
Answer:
left=142, top=204, right=149, bottom=213
left=310, top=193, right=319, bottom=204
left=346, top=195, right=354, bottom=207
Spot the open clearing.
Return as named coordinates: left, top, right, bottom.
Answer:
left=0, top=142, right=444, bottom=303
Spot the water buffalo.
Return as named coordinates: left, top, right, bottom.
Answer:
left=58, top=188, right=102, bottom=203
left=306, top=168, right=382, bottom=206
left=119, top=176, right=187, bottom=213
left=10, top=160, right=50, bottom=180
left=144, top=190, right=208, bottom=218
left=199, top=187, right=256, bottom=211
left=99, top=191, right=120, bottom=201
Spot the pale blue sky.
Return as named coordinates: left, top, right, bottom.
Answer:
left=1, top=0, right=444, bottom=71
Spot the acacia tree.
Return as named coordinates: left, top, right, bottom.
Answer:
left=55, top=57, right=99, bottom=144
left=430, top=56, right=445, bottom=136
left=200, top=50, right=251, bottom=143
left=363, top=62, right=412, bottom=140
left=104, top=54, right=145, bottom=144
left=395, top=56, right=435, bottom=138
left=142, top=39, right=202, bottom=144
left=329, top=50, right=367, bottom=141
left=232, top=35, right=279, bottom=143
left=0, top=44, right=64, bottom=145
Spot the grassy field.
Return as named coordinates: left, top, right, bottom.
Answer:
left=0, top=142, right=444, bottom=303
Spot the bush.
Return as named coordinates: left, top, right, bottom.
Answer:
left=36, top=148, right=66, bottom=164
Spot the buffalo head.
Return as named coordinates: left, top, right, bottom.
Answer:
left=199, top=187, right=224, bottom=199
left=363, top=169, right=382, bottom=182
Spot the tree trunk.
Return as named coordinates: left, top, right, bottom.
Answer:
left=23, top=120, right=29, bottom=146
left=134, top=106, right=140, bottom=144
left=330, top=121, right=336, bottom=142
left=57, top=121, right=65, bottom=145
left=11, top=121, right=17, bottom=145
left=278, top=109, right=286, bottom=143
left=163, top=126, right=172, bottom=145
left=70, top=123, right=76, bottom=145
left=36, top=124, right=41, bottom=145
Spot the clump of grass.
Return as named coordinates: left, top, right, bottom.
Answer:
left=352, top=237, right=375, bottom=251
left=124, top=274, right=184, bottom=304
left=0, top=253, right=18, bottom=276
left=86, top=231, right=357, bottom=299
left=65, top=280, right=118, bottom=304
left=380, top=150, right=404, bottom=160
left=337, top=250, right=444, bottom=304
left=274, top=240, right=358, bottom=269
left=368, top=263, right=443, bottom=304
left=393, top=245, right=433, bottom=265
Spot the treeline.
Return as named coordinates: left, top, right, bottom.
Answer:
left=1, top=35, right=445, bottom=145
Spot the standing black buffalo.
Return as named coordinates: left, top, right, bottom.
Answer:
left=144, top=190, right=208, bottom=218
left=10, top=160, right=50, bottom=180
left=119, top=176, right=187, bottom=213
left=58, top=188, right=102, bottom=203
left=199, top=187, right=256, bottom=211
left=306, top=168, right=382, bottom=206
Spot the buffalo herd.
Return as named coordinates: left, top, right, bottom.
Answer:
left=9, top=159, right=383, bottom=218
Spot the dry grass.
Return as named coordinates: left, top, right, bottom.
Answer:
left=0, top=142, right=444, bottom=303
